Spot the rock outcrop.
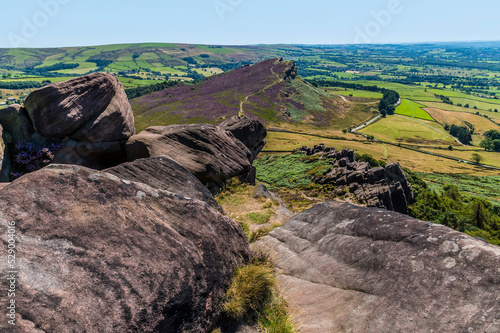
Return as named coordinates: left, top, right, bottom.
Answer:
left=218, top=116, right=267, bottom=161
left=0, top=104, right=33, bottom=144
left=0, top=125, right=11, bottom=181
left=126, top=124, right=253, bottom=194
left=104, top=156, right=222, bottom=212
left=0, top=73, right=137, bottom=173
left=295, top=144, right=414, bottom=214
left=218, top=116, right=267, bottom=185
left=255, top=201, right=500, bottom=333
left=24, top=72, right=135, bottom=142
left=0, top=164, right=250, bottom=333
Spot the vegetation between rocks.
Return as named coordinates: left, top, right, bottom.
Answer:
left=406, top=169, right=500, bottom=245
left=216, top=252, right=296, bottom=333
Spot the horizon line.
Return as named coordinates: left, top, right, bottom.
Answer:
left=1, top=39, right=500, bottom=50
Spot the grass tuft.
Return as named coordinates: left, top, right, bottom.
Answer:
left=221, top=254, right=297, bottom=332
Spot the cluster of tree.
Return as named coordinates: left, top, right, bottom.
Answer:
left=435, top=94, right=453, bottom=105
left=24, top=63, right=79, bottom=76
left=86, top=59, right=114, bottom=70
left=0, top=81, right=43, bottom=89
left=446, top=124, right=473, bottom=145
left=124, top=80, right=179, bottom=100
left=182, top=57, right=197, bottom=65
left=378, top=90, right=399, bottom=116
left=182, top=69, right=204, bottom=81
left=406, top=170, right=500, bottom=245
left=480, top=130, right=500, bottom=152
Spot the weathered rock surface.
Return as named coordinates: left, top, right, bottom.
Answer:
left=0, top=164, right=250, bottom=333
left=218, top=116, right=267, bottom=161
left=0, top=125, right=11, bottom=182
left=104, top=156, right=222, bottom=212
left=24, top=72, right=135, bottom=142
left=0, top=104, right=34, bottom=144
left=126, top=124, right=253, bottom=194
left=295, top=144, right=414, bottom=214
left=255, top=201, right=500, bottom=333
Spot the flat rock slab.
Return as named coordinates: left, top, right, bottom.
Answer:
left=0, top=164, right=250, bottom=332
left=255, top=201, right=500, bottom=333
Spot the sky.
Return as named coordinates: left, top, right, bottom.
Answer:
left=1, top=0, right=499, bottom=48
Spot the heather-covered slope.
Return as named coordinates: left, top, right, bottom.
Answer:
left=131, top=58, right=352, bottom=131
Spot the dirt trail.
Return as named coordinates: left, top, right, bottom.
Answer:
left=239, top=59, right=284, bottom=116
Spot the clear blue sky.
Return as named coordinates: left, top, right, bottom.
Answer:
left=1, top=0, right=499, bottom=48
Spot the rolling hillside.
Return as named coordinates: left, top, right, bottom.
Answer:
left=130, top=58, right=372, bottom=131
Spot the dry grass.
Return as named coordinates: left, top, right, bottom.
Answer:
left=223, top=264, right=276, bottom=319
left=216, top=179, right=287, bottom=242
left=425, top=107, right=500, bottom=135
left=221, top=255, right=297, bottom=333
left=263, top=131, right=499, bottom=175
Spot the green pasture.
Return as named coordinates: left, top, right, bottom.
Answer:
left=359, top=115, right=455, bottom=145
left=395, top=99, right=434, bottom=120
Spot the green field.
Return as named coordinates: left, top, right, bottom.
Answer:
left=395, top=99, right=434, bottom=120
left=359, top=115, right=455, bottom=145
left=329, top=88, right=382, bottom=98
left=197, top=45, right=238, bottom=54
left=417, top=173, right=500, bottom=204
left=350, top=80, right=439, bottom=101
left=428, top=89, right=500, bottom=106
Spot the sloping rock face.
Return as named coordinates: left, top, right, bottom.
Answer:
left=104, top=156, right=222, bottom=212
left=218, top=116, right=267, bottom=161
left=0, top=164, right=250, bottom=333
left=24, top=72, right=135, bottom=142
left=126, top=124, right=252, bottom=194
left=295, top=144, right=414, bottom=214
left=255, top=201, right=500, bottom=333
left=218, top=116, right=267, bottom=185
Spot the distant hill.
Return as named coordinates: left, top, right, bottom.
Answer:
left=0, top=43, right=298, bottom=75
left=130, top=57, right=363, bottom=131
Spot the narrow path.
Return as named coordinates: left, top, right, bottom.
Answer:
left=351, top=115, right=382, bottom=132
left=331, top=94, right=349, bottom=103
left=239, top=59, right=284, bottom=116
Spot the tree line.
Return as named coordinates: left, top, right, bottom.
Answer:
left=480, top=130, right=500, bottom=152
left=125, top=80, right=179, bottom=100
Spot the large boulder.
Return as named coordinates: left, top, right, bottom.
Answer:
left=126, top=124, right=253, bottom=194
left=0, top=164, right=250, bottom=332
left=0, top=104, right=34, bottom=144
left=104, top=156, right=222, bottom=212
left=0, top=125, right=11, bottom=182
left=255, top=201, right=500, bottom=333
left=24, top=72, right=135, bottom=142
left=218, top=116, right=267, bottom=161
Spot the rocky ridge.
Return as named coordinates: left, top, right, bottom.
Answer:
left=294, top=144, right=414, bottom=214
